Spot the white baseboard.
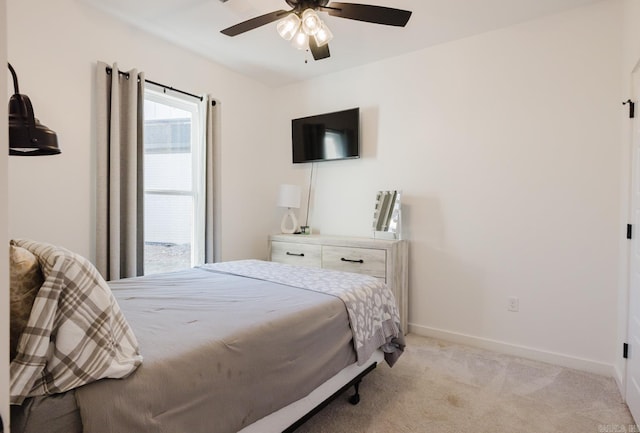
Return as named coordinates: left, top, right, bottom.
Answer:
left=409, top=323, right=616, bottom=378
left=614, top=363, right=627, bottom=401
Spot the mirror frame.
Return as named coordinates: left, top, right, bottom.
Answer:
left=372, top=190, right=402, bottom=239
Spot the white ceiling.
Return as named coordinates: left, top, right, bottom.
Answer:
left=82, top=0, right=604, bottom=87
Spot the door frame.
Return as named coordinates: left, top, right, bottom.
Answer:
left=624, top=57, right=640, bottom=425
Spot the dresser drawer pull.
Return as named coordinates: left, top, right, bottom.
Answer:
left=341, top=258, right=364, bottom=264
left=286, top=252, right=305, bottom=257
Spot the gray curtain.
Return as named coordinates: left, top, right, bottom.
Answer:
left=96, top=62, right=145, bottom=280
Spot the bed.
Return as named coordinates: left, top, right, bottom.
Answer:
left=8, top=239, right=404, bottom=433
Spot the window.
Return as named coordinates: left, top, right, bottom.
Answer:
left=143, top=87, right=205, bottom=275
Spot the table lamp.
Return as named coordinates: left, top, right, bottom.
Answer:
left=277, top=184, right=301, bottom=234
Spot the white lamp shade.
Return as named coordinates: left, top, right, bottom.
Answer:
left=277, top=184, right=301, bottom=208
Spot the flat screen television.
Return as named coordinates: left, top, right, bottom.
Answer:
left=291, top=108, right=360, bottom=164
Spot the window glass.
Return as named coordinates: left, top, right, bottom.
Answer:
left=143, top=88, right=204, bottom=275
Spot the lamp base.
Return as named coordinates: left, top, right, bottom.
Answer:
left=281, top=209, right=299, bottom=234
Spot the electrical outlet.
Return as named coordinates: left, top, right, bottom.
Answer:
left=508, top=297, right=519, bottom=312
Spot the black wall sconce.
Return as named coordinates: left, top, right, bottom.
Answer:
left=7, top=62, right=60, bottom=155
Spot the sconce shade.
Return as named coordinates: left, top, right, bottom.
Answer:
left=7, top=63, right=60, bottom=156
left=277, top=184, right=301, bottom=209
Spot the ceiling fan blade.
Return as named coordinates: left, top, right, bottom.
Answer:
left=221, top=9, right=289, bottom=36
left=324, top=2, right=412, bottom=27
left=309, top=39, right=330, bottom=61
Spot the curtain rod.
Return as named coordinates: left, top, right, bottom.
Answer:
left=105, top=66, right=204, bottom=102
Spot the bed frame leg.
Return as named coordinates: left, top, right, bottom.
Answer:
left=348, top=380, right=361, bottom=405
left=283, top=362, right=377, bottom=433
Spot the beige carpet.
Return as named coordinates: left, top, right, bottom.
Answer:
left=296, top=334, right=635, bottom=433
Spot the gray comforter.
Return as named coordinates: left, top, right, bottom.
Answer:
left=75, top=267, right=356, bottom=433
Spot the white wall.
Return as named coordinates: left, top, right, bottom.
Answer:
left=1, top=0, right=10, bottom=428
left=6, top=0, right=282, bottom=262
left=274, top=0, right=624, bottom=374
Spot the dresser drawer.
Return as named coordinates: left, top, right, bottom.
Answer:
left=322, top=246, right=386, bottom=279
left=270, top=241, right=322, bottom=268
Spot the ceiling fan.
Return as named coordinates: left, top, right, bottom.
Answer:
left=220, top=0, right=412, bottom=61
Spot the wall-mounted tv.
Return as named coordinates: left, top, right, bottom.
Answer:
left=291, top=108, right=360, bottom=164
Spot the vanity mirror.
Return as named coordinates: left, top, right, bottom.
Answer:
left=372, top=190, right=402, bottom=239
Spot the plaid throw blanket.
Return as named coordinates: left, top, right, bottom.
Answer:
left=201, top=260, right=405, bottom=367
left=10, top=240, right=142, bottom=405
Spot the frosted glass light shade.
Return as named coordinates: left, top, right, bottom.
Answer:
left=277, top=184, right=301, bottom=209
left=301, top=9, right=322, bottom=35
left=277, top=13, right=300, bottom=41
left=291, top=30, right=309, bottom=50
left=314, top=22, right=333, bottom=47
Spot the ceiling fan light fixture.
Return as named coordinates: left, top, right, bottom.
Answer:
left=222, top=1, right=413, bottom=62
left=291, top=29, right=309, bottom=50
left=277, top=13, right=300, bottom=41
left=301, top=8, right=322, bottom=36
left=314, top=22, right=333, bottom=47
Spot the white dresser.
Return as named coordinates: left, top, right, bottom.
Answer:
left=268, top=234, right=408, bottom=333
